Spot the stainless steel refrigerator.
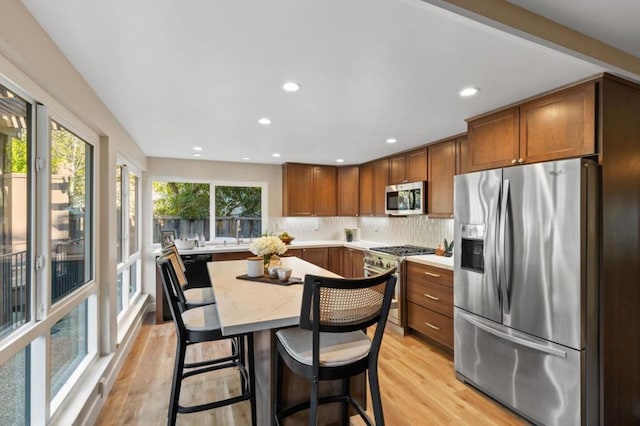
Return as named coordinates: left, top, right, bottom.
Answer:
left=453, top=158, right=599, bottom=425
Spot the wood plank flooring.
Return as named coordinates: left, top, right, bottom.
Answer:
left=96, top=314, right=525, bottom=425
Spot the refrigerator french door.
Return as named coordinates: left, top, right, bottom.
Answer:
left=453, top=158, right=599, bottom=425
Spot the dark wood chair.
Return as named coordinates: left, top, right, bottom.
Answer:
left=157, top=251, right=256, bottom=426
left=274, top=268, right=397, bottom=425
left=161, top=244, right=216, bottom=309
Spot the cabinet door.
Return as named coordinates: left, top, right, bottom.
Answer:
left=455, top=135, right=469, bottom=175
left=328, top=247, right=343, bottom=275
left=406, top=148, right=427, bottom=182
left=313, top=166, right=337, bottom=216
left=358, top=164, right=373, bottom=216
left=302, top=247, right=328, bottom=269
left=467, top=107, right=519, bottom=171
left=283, top=164, right=314, bottom=216
left=428, top=139, right=455, bottom=218
left=520, top=82, right=596, bottom=164
left=389, top=154, right=407, bottom=184
left=337, top=166, right=359, bottom=216
left=350, top=249, right=364, bottom=278
left=373, top=158, right=389, bottom=216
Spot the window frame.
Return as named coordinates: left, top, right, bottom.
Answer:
left=115, top=159, right=142, bottom=322
left=149, top=176, right=268, bottom=244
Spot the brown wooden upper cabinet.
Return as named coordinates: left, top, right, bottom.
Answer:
left=372, top=158, right=389, bottom=216
left=389, top=148, right=428, bottom=184
left=337, top=166, right=359, bottom=216
left=359, top=159, right=388, bottom=216
left=358, top=163, right=373, bottom=216
left=466, top=82, right=596, bottom=172
left=282, top=163, right=337, bottom=216
left=427, top=139, right=456, bottom=218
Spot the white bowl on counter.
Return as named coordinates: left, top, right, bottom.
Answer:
left=174, top=239, right=197, bottom=250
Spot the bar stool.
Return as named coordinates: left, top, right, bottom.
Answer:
left=157, top=251, right=256, bottom=426
left=274, top=269, right=397, bottom=425
left=161, top=244, right=216, bottom=309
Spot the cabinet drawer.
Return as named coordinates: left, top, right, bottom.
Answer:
left=407, top=302, right=453, bottom=349
left=406, top=261, right=453, bottom=287
left=406, top=280, right=452, bottom=318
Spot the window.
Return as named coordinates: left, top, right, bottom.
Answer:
left=0, top=346, right=29, bottom=424
left=152, top=181, right=263, bottom=243
left=50, top=120, right=92, bottom=303
left=116, top=162, right=141, bottom=318
left=50, top=301, right=87, bottom=399
left=0, top=83, right=31, bottom=337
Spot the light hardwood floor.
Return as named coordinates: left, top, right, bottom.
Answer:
left=96, top=314, right=525, bottom=425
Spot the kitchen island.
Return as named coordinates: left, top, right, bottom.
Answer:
left=207, top=256, right=366, bottom=425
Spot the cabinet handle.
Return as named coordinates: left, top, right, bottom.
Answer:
left=511, top=159, right=517, bottom=164
left=425, top=322, right=440, bottom=331
left=424, top=271, right=440, bottom=278
left=424, top=293, right=439, bottom=301
left=518, top=158, right=524, bottom=163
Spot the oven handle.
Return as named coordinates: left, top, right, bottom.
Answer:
left=364, top=265, right=392, bottom=276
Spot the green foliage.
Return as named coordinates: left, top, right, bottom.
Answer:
left=153, top=182, right=210, bottom=219
left=5, top=132, right=28, bottom=173
left=50, top=125, right=89, bottom=210
left=215, top=186, right=261, bottom=217
left=444, top=238, right=454, bottom=252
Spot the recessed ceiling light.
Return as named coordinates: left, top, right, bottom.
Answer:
left=336, top=158, right=345, bottom=163
left=459, top=87, right=479, bottom=97
left=192, top=146, right=203, bottom=151
left=272, top=153, right=281, bottom=158
left=193, top=153, right=202, bottom=157
left=242, top=157, right=250, bottom=161
left=386, top=138, right=397, bottom=144
left=258, top=117, right=272, bottom=125
left=282, top=81, right=301, bottom=92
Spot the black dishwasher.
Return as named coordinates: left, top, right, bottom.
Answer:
left=181, top=253, right=213, bottom=288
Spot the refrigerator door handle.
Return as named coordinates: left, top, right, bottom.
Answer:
left=490, top=183, right=501, bottom=304
left=499, top=179, right=512, bottom=314
left=458, top=311, right=567, bottom=358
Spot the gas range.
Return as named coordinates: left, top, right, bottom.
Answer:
left=370, top=245, right=436, bottom=257
left=363, top=245, right=435, bottom=328
left=363, top=245, right=435, bottom=270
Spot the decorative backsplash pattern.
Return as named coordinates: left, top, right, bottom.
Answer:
left=268, top=216, right=454, bottom=248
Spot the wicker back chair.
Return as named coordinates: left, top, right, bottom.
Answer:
left=274, top=268, right=397, bottom=425
left=156, top=252, right=256, bottom=425
left=160, top=245, right=216, bottom=310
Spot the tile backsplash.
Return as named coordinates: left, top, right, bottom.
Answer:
left=268, top=216, right=453, bottom=248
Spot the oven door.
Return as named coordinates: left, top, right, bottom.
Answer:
left=364, top=264, right=401, bottom=326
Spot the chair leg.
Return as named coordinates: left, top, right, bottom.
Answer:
left=310, top=376, right=319, bottom=426
left=274, top=348, right=283, bottom=425
left=369, top=364, right=384, bottom=426
left=341, top=377, right=350, bottom=425
left=247, top=333, right=257, bottom=426
left=238, top=336, right=247, bottom=393
left=168, top=338, right=187, bottom=426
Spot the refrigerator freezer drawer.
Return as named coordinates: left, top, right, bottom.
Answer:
left=454, top=308, right=583, bottom=425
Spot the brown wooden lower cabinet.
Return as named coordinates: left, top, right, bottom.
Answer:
left=342, top=247, right=364, bottom=278
left=406, top=302, right=453, bottom=349
left=285, top=247, right=329, bottom=269
left=406, top=261, right=453, bottom=351
left=327, top=247, right=343, bottom=275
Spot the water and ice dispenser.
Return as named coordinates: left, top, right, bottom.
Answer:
left=460, top=224, right=485, bottom=273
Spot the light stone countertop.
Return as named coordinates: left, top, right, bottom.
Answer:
left=155, top=239, right=390, bottom=255
left=406, top=254, right=454, bottom=271
left=207, top=256, right=341, bottom=336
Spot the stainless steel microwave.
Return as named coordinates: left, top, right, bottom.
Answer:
left=385, top=181, right=425, bottom=215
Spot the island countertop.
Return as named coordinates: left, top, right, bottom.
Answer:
left=207, top=256, right=341, bottom=336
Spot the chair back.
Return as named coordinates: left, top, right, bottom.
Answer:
left=162, top=244, right=187, bottom=275
left=299, top=269, right=397, bottom=334
left=156, top=252, right=189, bottom=334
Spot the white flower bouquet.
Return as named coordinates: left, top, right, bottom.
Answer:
left=249, top=235, right=288, bottom=257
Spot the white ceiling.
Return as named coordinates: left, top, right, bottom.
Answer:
left=20, top=0, right=632, bottom=166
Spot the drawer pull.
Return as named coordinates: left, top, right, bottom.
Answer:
left=424, top=271, right=441, bottom=278
left=425, top=322, right=440, bottom=331
left=424, top=293, right=440, bottom=301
